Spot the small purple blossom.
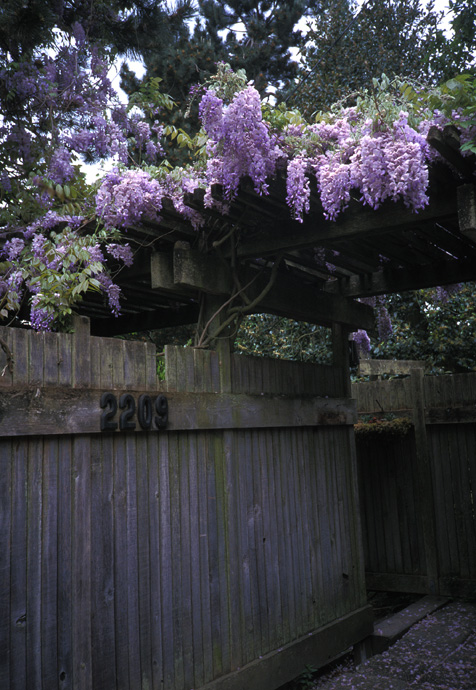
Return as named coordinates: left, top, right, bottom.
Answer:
left=377, top=300, right=393, bottom=341
left=106, top=243, right=133, bottom=267
left=30, top=297, right=55, bottom=331
left=0, top=172, right=11, bottom=193
left=88, top=244, right=104, bottom=263
left=97, top=273, right=122, bottom=316
left=353, top=329, right=371, bottom=357
left=48, top=147, right=75, bottom=184
left=3, top=237, right=25, bottom=260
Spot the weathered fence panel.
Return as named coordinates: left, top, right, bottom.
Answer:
left=0, top=322, right=372, bottom=690
left=353, top=371, right=476, bottom=597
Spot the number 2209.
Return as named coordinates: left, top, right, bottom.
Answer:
left=100, top=393, right=168, bottom=432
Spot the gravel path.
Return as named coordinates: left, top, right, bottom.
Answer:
left=312, top=601, right=476, bottom=690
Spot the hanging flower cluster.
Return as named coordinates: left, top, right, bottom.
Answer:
left=199, top=84, right=281, bottom=205
left=282, top=108, right=436, bottom=222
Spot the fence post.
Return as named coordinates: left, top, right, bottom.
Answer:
left=72, top=315, right=91, bottom=387
left=410, top=368, right=439, bottom=594
left=332, top=323, right=351, bottom=398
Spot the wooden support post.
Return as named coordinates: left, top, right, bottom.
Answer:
left=332, top=323, right=352, bottom=398
left=457, top=184, right=476, bottom=243
left=197, top=293, right=233, bottom=393
left=410, top=368, right=439, bottom=594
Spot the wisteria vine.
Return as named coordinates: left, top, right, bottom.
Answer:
left=1, top=49, right=475, bottom=330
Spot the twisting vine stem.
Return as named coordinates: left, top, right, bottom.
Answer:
left=195, top=253, right=284, bottom=350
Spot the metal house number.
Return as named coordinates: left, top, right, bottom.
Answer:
left=100, top=392, right=169, bottom=432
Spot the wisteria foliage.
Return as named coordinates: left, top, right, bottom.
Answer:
left=1, top=48, right=475, bottom=330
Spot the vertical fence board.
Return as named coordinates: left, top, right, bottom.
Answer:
left=10, top=439, right=28, bottom=690
left=223, top=429, right=243, bottom=671
left=72, top=436, right=92, bottom=690
left=196, top=432, right=213, bottom=685
left=28, top=331, right=44, bottom=386
left=262, top=429, right=280, bottom=652
left=214, top=431, right=231, bottom=675
left=179, top=432, right=194, bottom=690
left=113, top=434, right=129, bottom=690
left=305, top=429, right=323, bottom=629
left=41, top=438, right=58, bottom=690
left=205, top=433, right=222, bottom=681
left=11, top=327, right=29, bottom=386
left=0, top=441, right=12, bottom=688
left=188, top=433, right=205, bottom=688
left=158, top=433, right=174, bottom=690
left=43, top=333, right=59, bottom=384
left=289, top=427, right=308, bottom=638
left=169, top=432, right=185, bottom=690
left=72, top=317, right=91, bottom=387
left=136, top=435, right=153, bottom=690
left=57, top=438, right=73, bottom=690
left=272, top=430, right=291, bottom=642
left=278, top=430, right=297, bottom=637
left=91, top=436, right=117, bottom=690
left=250, top=430, right=268, bottom=655
left=125, top=434, right=142, bottom=690
left=242, top=430, right=260, bottom=663
left=146, top=433, right=163, bottom=690
left=57, top=331, right=73, bottom=387
left=462, top=428, right=476, bottom=576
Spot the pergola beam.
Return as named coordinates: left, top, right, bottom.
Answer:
left=90, top=304, right=200, bottom=337
left=152, top=245, right=374, bottom=331
left=323, top=259, right=476, bottom=298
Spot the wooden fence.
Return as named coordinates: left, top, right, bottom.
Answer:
left=353, top=371, right=476, bottom=598
left=0, top=320, right=372, bottom=690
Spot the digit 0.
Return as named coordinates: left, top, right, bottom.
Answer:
left=137, top=394, right=153, bottom=430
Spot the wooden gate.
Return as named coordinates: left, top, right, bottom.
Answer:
left=0, top=320, right=372, bottom=690
left=353, top=371, right=476, bottom=597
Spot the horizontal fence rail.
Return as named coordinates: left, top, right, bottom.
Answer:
left=0, top=387, right=356, bottom=436
left=0, top=322, right=372, bottom=690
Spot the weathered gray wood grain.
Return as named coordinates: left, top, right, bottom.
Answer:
left=0, top=387, right=357, bottom=436
left=2, top=332, right=377, bottom=690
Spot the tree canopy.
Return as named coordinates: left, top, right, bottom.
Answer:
left=290, top=0, right=446, bottom=114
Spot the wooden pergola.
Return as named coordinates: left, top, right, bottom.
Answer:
left=83, top=127, right=476, bottom=342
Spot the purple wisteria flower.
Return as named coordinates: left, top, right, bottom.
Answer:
left=353, top=330, right=371, bottom=357
left=48, top=147, right=75, bottom=184
left=106, top=243, right=134, bottom=267
left=2, top=238, right=25, bottom=260
left=200, top=85, right=280, bottom=205
left=96, top=273, right=122, bottom=316
left=377, top=300, right=393, bottom=341
left=96, top=169, right=164, bottom=228
left=30, top=298, right=55, bottom=331
left=286, top=154, right=311, bottom=222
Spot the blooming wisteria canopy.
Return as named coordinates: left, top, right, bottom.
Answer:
left=1, top=48, right=475, bottom=331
